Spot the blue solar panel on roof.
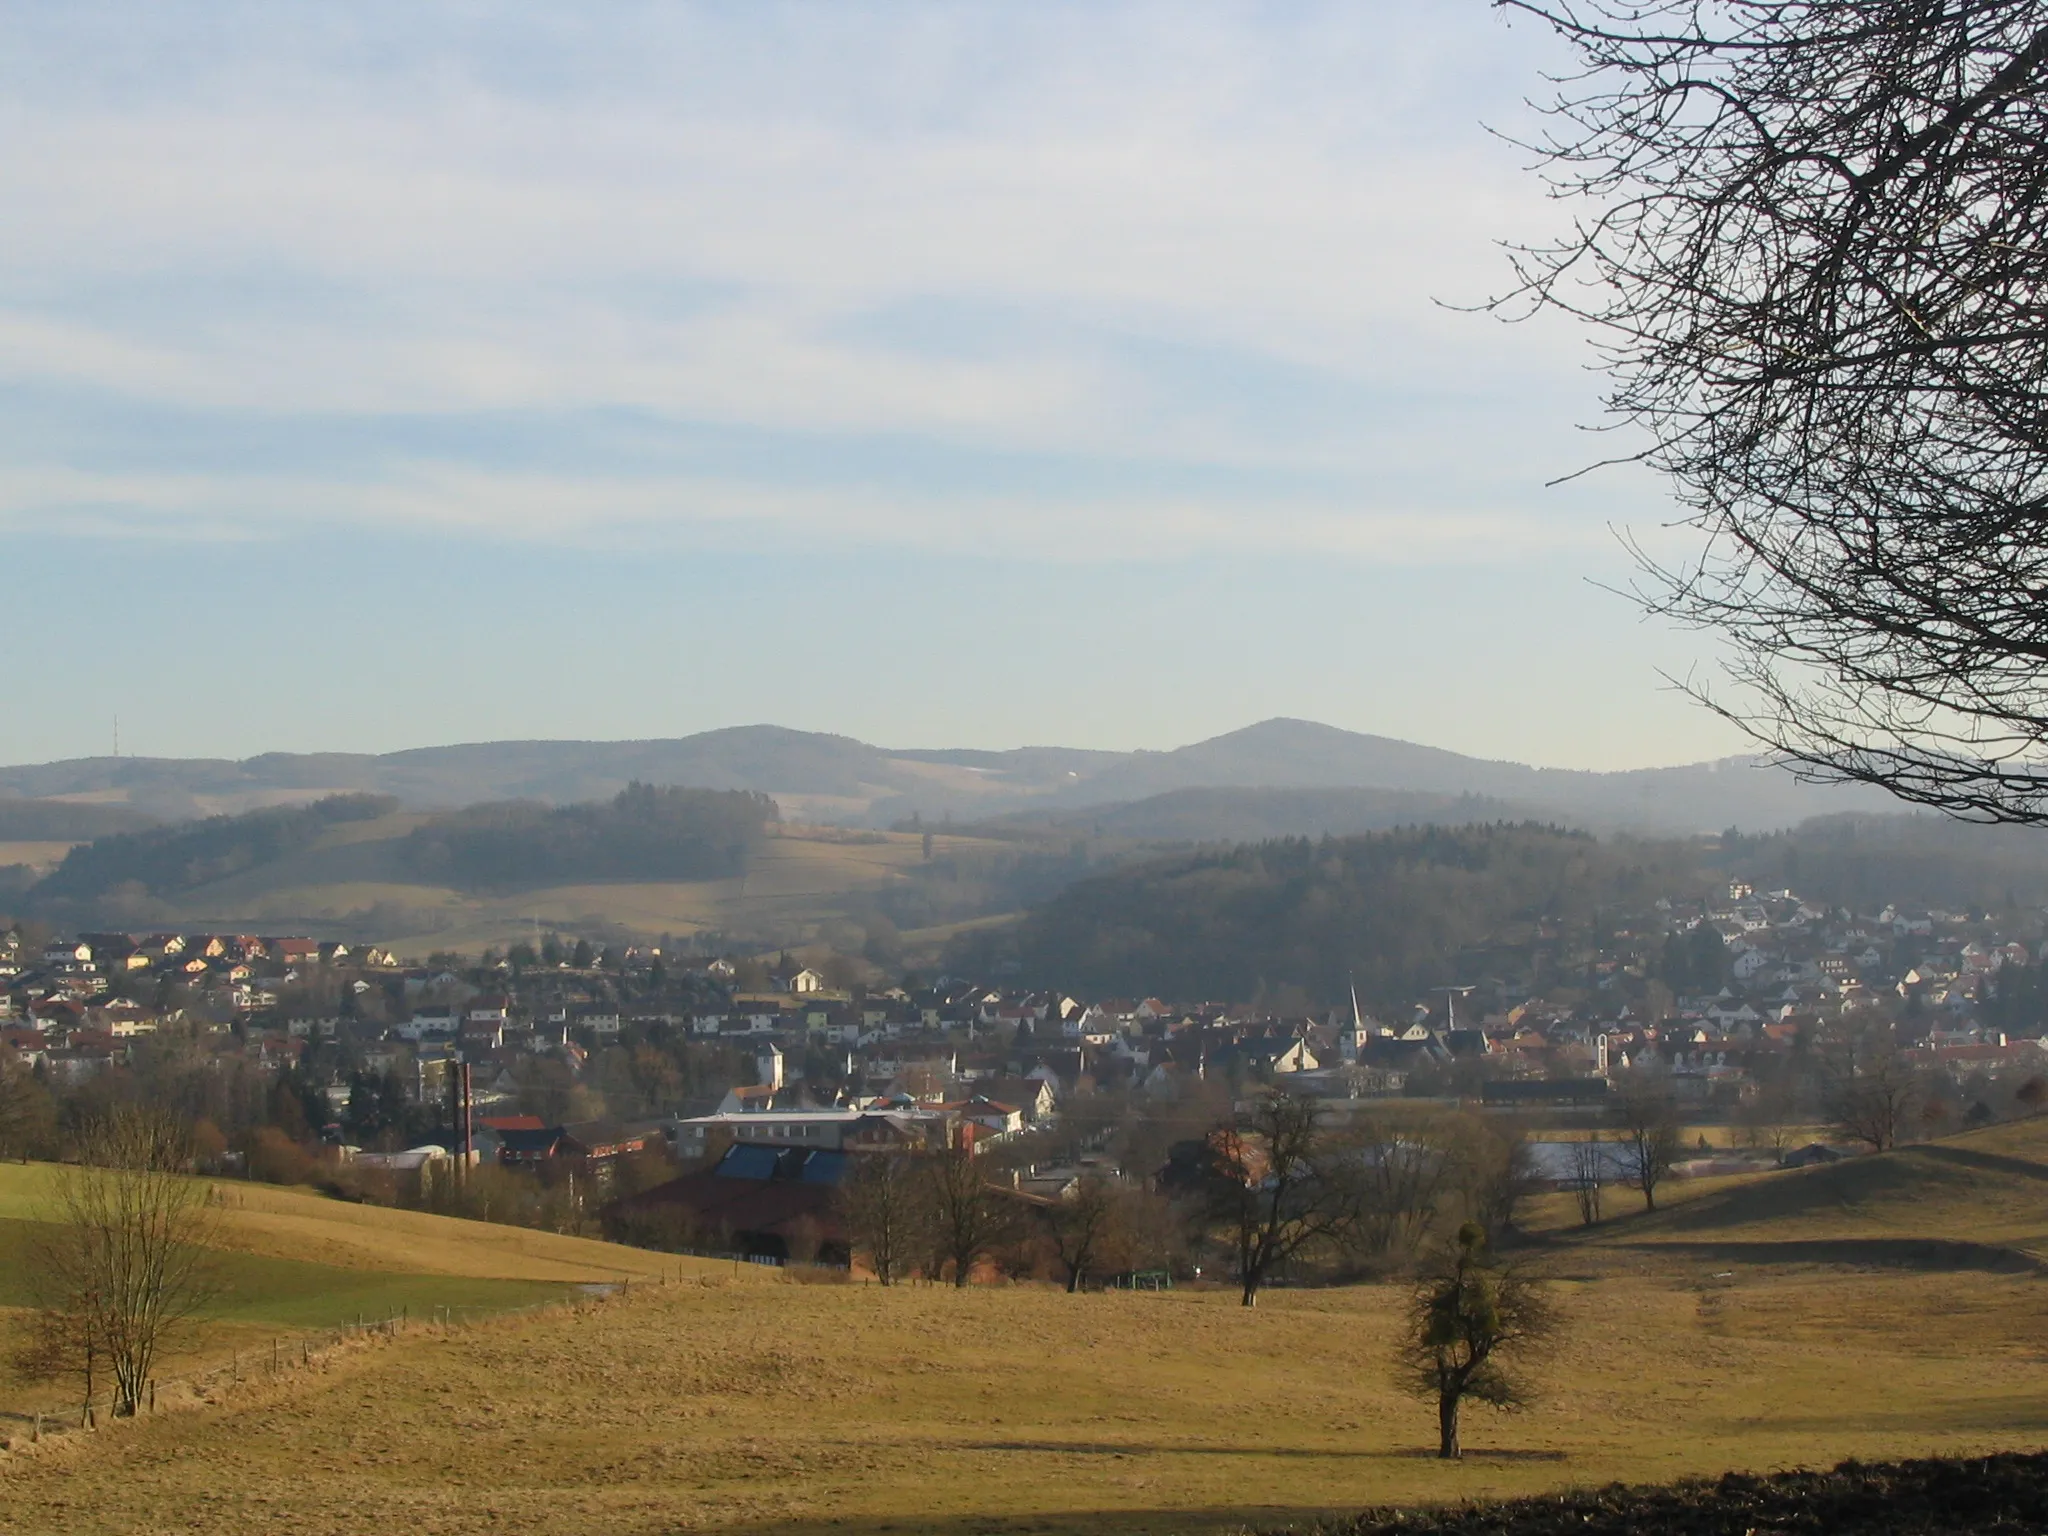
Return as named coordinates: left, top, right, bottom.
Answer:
left=718, top=1145, right=781, bottom=1180
left=799, top=1151, right=851, bottom=1185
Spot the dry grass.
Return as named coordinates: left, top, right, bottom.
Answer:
left=180, top=1179, right=721, bottom=1283
left=1530, top=1114, right=2048, bottom=1269
left=3, top=1266, right=2046, bottom=1536
left=0, top=1163, right=741, bottom=1284
left=11, top=1125, right=2048, bottom=1533
left=0, top=1165, right=757, bottom=1428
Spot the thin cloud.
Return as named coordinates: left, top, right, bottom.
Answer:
left=0, top=3, right=1617, bottom=555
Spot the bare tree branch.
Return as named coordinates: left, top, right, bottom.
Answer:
left=1497, top=2, right=2048, bottom=823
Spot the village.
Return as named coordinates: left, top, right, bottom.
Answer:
left=2, top=877, right=2044, bottom=1260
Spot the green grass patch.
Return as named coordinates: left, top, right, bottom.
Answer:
left=0, top=1217, right=573, bottom=1331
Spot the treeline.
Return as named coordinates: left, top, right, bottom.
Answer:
left=32, top=794, right=398, bottom=902
left=401, top=783, right=778, bottom=888
left=1711, top=814, right=2048, bottom=913
left=955, top=823, right=1706, bottom=1006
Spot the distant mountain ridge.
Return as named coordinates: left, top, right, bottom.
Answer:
left=0, top=718, right=1896, bottom=835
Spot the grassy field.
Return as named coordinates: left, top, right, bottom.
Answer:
left=6, top=1122, right=2048, bottom=1534
left=0, top=1165, right=743, bottom=1425
left=1527, top=1115, right=2048, bottom=1268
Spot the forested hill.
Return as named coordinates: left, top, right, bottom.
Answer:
left=958, top=823, right=1708, bottom=1006
left=33, top=794, right=399, bottom=903
left=24, top=785, right=779, bottom=915
left=399, top=784, right=777, bottom=888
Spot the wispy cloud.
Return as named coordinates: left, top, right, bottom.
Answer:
left=0, top=2, right=1615, bottom=556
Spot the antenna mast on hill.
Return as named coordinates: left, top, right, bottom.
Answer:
left=113, top=714, right=120, bottom=758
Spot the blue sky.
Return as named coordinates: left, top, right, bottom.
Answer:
left=0, top=2, right=1745, bottom=769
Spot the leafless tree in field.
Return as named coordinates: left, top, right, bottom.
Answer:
left=1496, top=1, right=2048, bottom=823
left=1610, top=1074, right=1685, bottom=1211
left=1401, top=1223, right=1558, bottom=1461
left=1569, top=1133, right=1606, bottom=1226
left=919, top=1148, right=1017, bottom=1288
left=1050, top=1170, right=1122, bottom=1293
left=1736, top=1079, right=1801, bottom=1164
left=1215, top=1091, right=1362, bottom=1306
left=1350, top=1118, right=1450, bottom=1265
left=837, top=1153, right=917, bottom=1285
left=1452, top=1115, right=1544, bottom=1242
left=20, top=1108, right=219, bottom=1418
left=1827, top=1025, right=1922, bottom=1151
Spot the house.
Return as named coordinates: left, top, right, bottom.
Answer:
left=460, top=1015, right=506, bottom=1050
left=980, top=1075, right=1058, bottom=1124
left=268, top=937, right=319, bottom=967
left=397, top=1007, right=459, bottom=1042
left=942, top=1096, right=1024, bottom=1138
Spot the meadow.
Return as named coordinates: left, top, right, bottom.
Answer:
left=0, top=1166, right=725, bottom=1427
left=4, top=1120, right=2048, bottom=1534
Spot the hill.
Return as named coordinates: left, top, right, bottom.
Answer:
left=1551, top=1114, right=2048, bottom=1273
left=1036, top=719, right=1898, bottom=832
left=0, top=718, right=1896, bottom=836
left=7, top=1125, right=2048, bottom=1533
left=961, top=823, right=1706, bottom=1007
left=988, top=786, right=1544, bottom=842
left=11, top=786, right=1083, bottom=956
left=0, top=1160, right=724, bottom=1432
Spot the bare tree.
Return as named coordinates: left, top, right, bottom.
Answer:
left=1568, top=1134, right=1605, bottom=1227
left=1828, top=1032, right=1922, bottom=1152
left=919, top=1148, right=1017, bottom=1288
left=836, top=1153, right=916, bottom=1285
left=1452, top=1116, right=1543, bottom=1243
left=1214, top=1091, right=1361, bottom=1307
left=1496, top=2, right=2048, bottom=822
left=23, top=1108, right=219, bottom=1418
left=1736, top=1079, right=1800, bottom=1165
left=1401, top=1223, right=1558, bottom=1461
left=1610, top=1075, right=1684, bottom=1212
left=1350, top=1117, right=1450, bottom=1265
left=1050, top=1170, right=1122, bottom=1293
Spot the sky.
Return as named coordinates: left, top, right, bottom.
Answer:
left=0, top=2, right=1751, bottom=771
